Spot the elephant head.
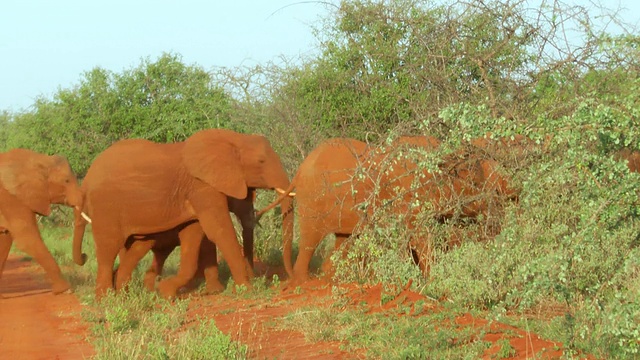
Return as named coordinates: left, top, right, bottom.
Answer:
left=182, top=129, right=291, bottom=199
left=0, top=149, right=82, bottom=216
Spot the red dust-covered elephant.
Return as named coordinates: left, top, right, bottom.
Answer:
left=72, top=129, right=292, bottom=298
left=616, top=148, right=640, bottom=173
left=259, top=135, right=518, bottom=285
left=0, top=149, right=83, bottom=294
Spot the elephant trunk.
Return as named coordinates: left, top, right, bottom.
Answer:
left=261, top=167, right=297, bottom=279
left=280, top=194, right=294, bottom=278
left=262, top=178, right=297, bottom=279
left=256, top=181, right=296, bottom=218
left=66, top=186, right=84, bottom=209
left=72, top=206, right=88, bottom=266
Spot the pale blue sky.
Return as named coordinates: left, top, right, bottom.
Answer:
left=0, top=0, right=638, bottom=112
left=0, top=0, right=330, bottom=111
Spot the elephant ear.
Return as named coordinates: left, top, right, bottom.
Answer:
left=0, top=149, right=52, bottom=216
left=182, top=131, right=248, bottom=199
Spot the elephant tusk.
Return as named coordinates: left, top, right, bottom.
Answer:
left=275, top=187, right=296, bottom=197
left=81, top=211, right=92, bottom=224
left=74, top=206, right=92, bottom=223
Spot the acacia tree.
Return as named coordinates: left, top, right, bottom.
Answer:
left=241, top=0, right=638, bottom=147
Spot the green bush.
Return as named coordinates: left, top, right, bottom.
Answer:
left=169, top=318, right=247, bottom=360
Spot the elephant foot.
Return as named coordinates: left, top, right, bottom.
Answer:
left=204, top=279, right=225, bottom=295
left=51, top=280, right=71, bottom=295
left=244, top=259, right=255, bottom=279
left=95, top=286, right=108, bottom=300
left=282, top=278, right=304, bottom=292
left=320, top=261, right=335, bottom=279
left=157, top=279, right=178, bottom=299
left=176, top=277, right=204, bottom=295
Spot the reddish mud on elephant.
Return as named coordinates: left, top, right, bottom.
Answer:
left=0, top=149, right=84, bottom=295
left=73, top=128, right=293, bottom=298
left=258, top=135, right=521, bottom=285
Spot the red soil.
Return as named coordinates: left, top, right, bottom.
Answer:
left=0, top=255, right=582, bottom=359
left=189, top=272, right=573, bottom=359
left=0, top=254, right=94, bottom=360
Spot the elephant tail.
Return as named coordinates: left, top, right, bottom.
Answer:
left=72, top=206, right=88, bottom=266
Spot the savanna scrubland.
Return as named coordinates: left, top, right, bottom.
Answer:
left=2, top=0, right=640, bottom=358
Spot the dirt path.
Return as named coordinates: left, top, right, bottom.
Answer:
left=0, top=254, right=94, bottom=360
left=188, top=275, right=569, bottom=360
left=0, top=255, right=579, bottom=359
left=188, top=279, right=365, bottom=359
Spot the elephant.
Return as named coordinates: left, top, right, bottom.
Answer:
left=72, top=128, right=293, bottom=298
left=113, top=221, right=220, bottom=294
left=259, top=135, right=517, bottom=285
left=0, top=149, right=83, bottom=294
left=114, top=189, right=261, bottom=294
left=616, top=148, right=640, bottom=173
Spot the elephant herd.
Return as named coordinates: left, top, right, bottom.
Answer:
left=0, top=128, right=635, bottom=299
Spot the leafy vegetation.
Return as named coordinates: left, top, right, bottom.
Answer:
left=4, top=0, right=640, bottom=358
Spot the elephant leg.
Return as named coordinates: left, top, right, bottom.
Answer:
left=115, top=240, right=156, bottom=291
left=196, top=236, right=225, bottom=294
left=239, top=213, right=255, bottom=271
left=157, top=223, right=203, bottom=298
left=94, top=233, right=122, bottom=299
left=10, top=216, right=70, bottom=294
left=173, top=234, right=224, bottom=294
left=230, top=192, right=256, bottom=271
left=190, top=192, right=251, bottom=289
left=202, top=217, right=251, bottom=289
left=292, top=220, right=327, bottom=284
left=172, top=223, right=224, bottom=294
left=145, top=245, right=174, bottom=292
left=321, top=233, right=350, bottom=279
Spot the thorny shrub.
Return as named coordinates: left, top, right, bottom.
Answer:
left=332, top=92, right=640, bottom=356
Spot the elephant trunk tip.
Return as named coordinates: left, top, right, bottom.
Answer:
left=74, top=253, right=87, bottom=266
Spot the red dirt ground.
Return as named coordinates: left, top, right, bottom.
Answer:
left=0, top=255, right=583, bottom=359
left=187, top=266, right=573, bottom=360
left=0, top=254, right=94, bottom=360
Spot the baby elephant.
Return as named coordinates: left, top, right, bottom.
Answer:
left=116, top=192, right=259, bottom=295
left=115, top=221, right=226, bottom=294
